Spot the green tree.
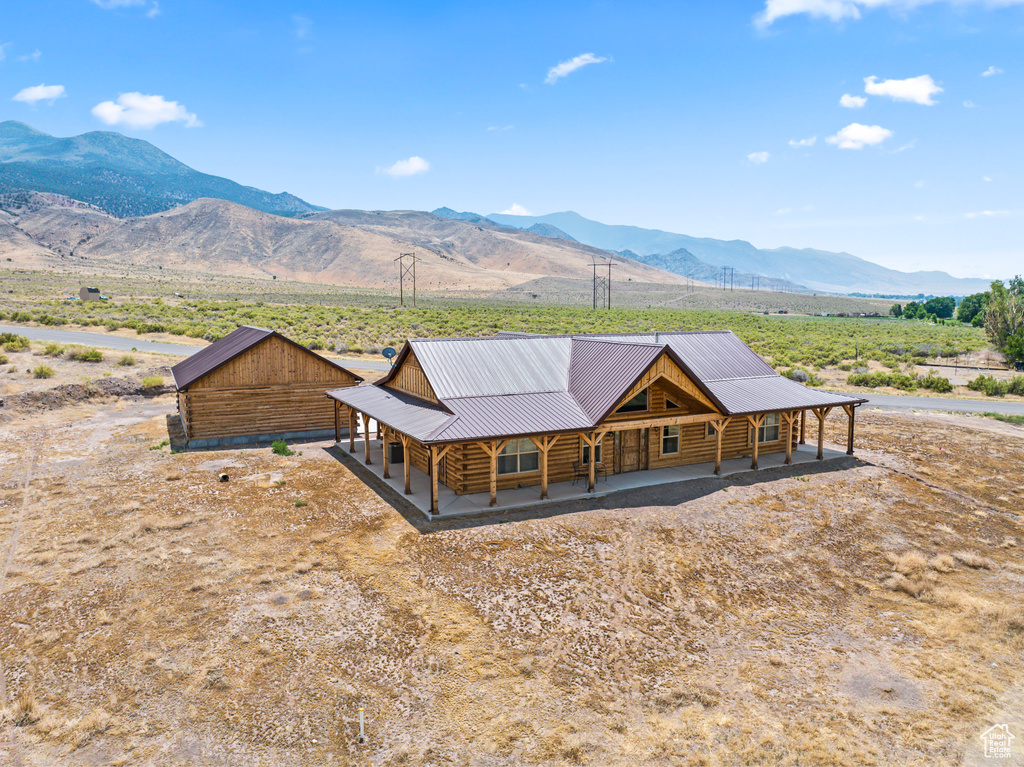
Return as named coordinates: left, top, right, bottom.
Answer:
left=889, top=303, right=903, bottom=317
left=984, top=276, right=1024, bottom=364
left=957, top=292, right=986, bottom=325
left=923, top=296, right=955, bottom=319
left=903, top=301, right=926, bottom=320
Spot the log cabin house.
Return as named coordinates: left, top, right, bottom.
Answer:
left=327, top=331, right=866, bottom=514
left=172, top=325, right=362, bottom=449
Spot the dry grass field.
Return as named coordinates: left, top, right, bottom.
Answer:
left=0, top=378, right=1022, bottom=765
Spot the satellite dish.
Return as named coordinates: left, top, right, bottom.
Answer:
left=382, top=347, right=397, bottom=359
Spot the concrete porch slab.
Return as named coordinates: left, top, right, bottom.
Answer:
left=334, top=435, right=851, bottom=521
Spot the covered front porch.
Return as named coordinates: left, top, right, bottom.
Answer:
left=334, top=430, right=852, bottom=520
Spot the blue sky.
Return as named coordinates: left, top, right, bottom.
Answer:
left=3, top=0, right=1023, bottom=279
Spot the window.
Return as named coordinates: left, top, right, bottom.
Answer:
left=616, top=389, right=648, bottom=413
left=581, top=438, right=602, bottom=465
left=662, top=425, right=680, bottom=455
left=750, top=413, right=781, bottom=444
left=706, top=421, right=719, bottom=439
left=665, top=398, right=681, bottom=410
left=497, top=438, right=539, bottom=475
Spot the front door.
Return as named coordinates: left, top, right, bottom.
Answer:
left=619, top=429, right=641, bottom=472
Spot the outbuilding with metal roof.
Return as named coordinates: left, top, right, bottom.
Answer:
left=172, top=325, right=362, bottom=449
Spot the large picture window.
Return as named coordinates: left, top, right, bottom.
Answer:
left=750, top=413, right=780, bottom=444
left=662, top=425, right=680, bottom=455
left=497, top=438, right=540, bottom=475
left=616, top=389, right=648, bottom=414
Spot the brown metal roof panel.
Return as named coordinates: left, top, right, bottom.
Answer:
left=430, top=391, right=592, bottom=442
left=171, top=325, right=273, bottom=389
left=594, top=332, right=777, bottom=382
left=705, top=377, right=867, bottom=415
left=411, top=337, right=573, bottom=398
left=327, top=385, right=453, bottom=442
left=567, top=338, right=664, bottom=421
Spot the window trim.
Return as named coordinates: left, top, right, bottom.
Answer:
left=749, top=413, right=781, bottom=445
left=705, top=421, right=719, bottom=439
left=661, top=425, right=680, bottom=455
left=497, top=438, right=540, bottom=475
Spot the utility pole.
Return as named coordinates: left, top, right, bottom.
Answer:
left=395, top=252, right=421, bottom=307
left=591, top=260, right=617, bottom=309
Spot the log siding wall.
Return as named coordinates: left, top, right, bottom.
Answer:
left=385, top=349, right=438, bottom=403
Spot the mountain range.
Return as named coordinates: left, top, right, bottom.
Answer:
left=0, top=121, right=321, bottom=218
left=0, top=121, right=998, bottom=296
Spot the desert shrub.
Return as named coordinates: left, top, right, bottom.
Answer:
left=118, top=354, right=136, bottom=366
left=1, top=332, right=30, bottom=352
left=32, top=364, right=54, bottom=379
left=953, top=551, right=996, bottom=569
left=837, top=362, right=853, bottom=371
left=1008, top=375, right=1024, bottom=396
left=919, top=370, right=953, bottom=393
left=10, top=311, right=32, bottom=323
left=69, top=348, right=103, bottom=363
left=967, top=374, right=1009, bottom=397
left=271, top=439, right=295, bottom=456
left=135, top=322, right=166, bottom=334
left=0, top=354, right=7, bottom=365
left=42, top=341, right=64, bottom=357
left=141, top=375, right=164, bottom=389
left=294, top=499, right=308, bottom=508
left=847, top=371, right=916, bottom=391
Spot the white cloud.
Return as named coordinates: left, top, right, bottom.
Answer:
left=982, top=65, right=1004, bottom=77
left=775, top=207, right=793, bottom=215
left=747, top=151, right=771, bottom=164
left=487, top=125, right=514, bottom=131
left=12, top=83, right=65, bottom=105
left=983, top=176, right=992, bottom=182
left=893, top=138, right=916, bottom=153
left=292, top=15, right=312, bottom=39
left=788, top=136, right=816, bottom=147
left=0, top=43, right=8, bottom=62
left=864, top=74, right=942, bottom=105
left=545, top=53, right=608, bottom=85
left=963, top=99, right=976, bottom=108
left=914, top=180, right=927, bottom=189
left=966, top=210, right=1010, bottom=218
left=92, top=92, right=201, bottom=128
left=92, top=0, right=159, bottom=15
left=18, top=49, right=42, bottom=63
left=499, top=203, right=533, bottom=216
left=147, top=2, right=160, bottom=17
left=756, top=0, right=1024, bottom=28
left=826, top=122, right=893, bottom=149
left=378, top=156, right=430, bottom=178
left=839, top=93, right=867, bottom=108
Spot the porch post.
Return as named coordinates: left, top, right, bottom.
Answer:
left=783, top=411, right=796, bottom=465
left=361, top=413, right=372, bottom=465
left=334, top=400, right=341, bottom=443
left=748, top=414, right=765, bottom=470
left=812, top=407, right=833, bottom=460
left=381, top=426, right=390, bottom=479
left=531, top=435, right=560, bottom=501
left=429, top=445, right=439, bottom=514
left=400, top=434, right=412, bottom=494
left=584, top=433, right=597, bottom=492
left=799, top=410, right=806, bottom=444
left=844, top=404, right=856, bottom=455
left=713, top=417, right=731, bottom=476
left=349, top=408, right=356, bottom=452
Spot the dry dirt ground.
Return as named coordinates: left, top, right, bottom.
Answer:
left=0, top=385, right=1022, bottom=766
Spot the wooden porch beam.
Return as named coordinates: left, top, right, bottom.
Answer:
left=799, top=409, right=806, bottom=445
left=843, top=404, right=856, bottom=456
left=812, top=406, right=833, bottom=460
left=381, top=425, right=390, bottom=479
left=479, top=440, right=510, bottom=508
left=399, top=434, right=412, bottom=495
left=349, top=408, right=356, bottom=453
left=782, top=411, right=797, bottom=465
left=582, top=431, right=608, bottom=492
left=334, top=400, right=342, bottom=444
left=529, top=434, right=561, bottom=500
left=713, top=417, right=733, bottom=475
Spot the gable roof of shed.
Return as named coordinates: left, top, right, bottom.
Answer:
left=171, top=325, right=362, bottom=390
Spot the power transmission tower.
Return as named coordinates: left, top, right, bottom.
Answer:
left=395, top=252, right=421, bottom=307
left=592, top=261, right=617, bottom=309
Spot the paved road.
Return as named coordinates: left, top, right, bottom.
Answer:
left=862, top=392, right=1024, bottom=416
left=0, top=323, right=394, bottom=371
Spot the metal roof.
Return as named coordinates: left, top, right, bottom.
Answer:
left=433, top=391, right=592, bottom=442
left=706, top=376, right=866, bottom=415
left=171, top=325, right=273, bottom=389
left=590, top=331, right=778, bottom=381
left=409, top=336, right=572, bottom=398
left=340, top=330, right=865, bottom=443
left=568, top=338, right=664, bottom=421
left=328, top=385, right=452, bottom=442
left=171, top=325, right=362, bottom=390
